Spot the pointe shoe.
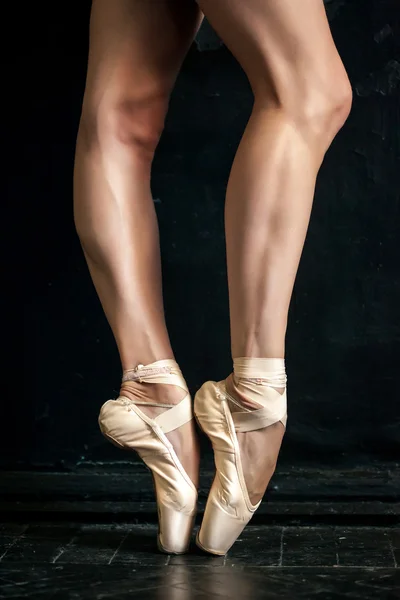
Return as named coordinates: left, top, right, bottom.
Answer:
left=194, top=358, right=287, bottom=556
left=98, top=359, right=198, bottom=554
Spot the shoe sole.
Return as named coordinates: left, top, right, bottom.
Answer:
left=195, top=530, right=227, bottom=556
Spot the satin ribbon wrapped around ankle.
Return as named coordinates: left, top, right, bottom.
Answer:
left=120, top=359, right=193, bottom=434
left=230, top=357, right=287, bottom=431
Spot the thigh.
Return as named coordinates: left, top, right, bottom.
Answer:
left=196, top=0, right=349, bottom=102
left=83, top=0, right=203, bottom=107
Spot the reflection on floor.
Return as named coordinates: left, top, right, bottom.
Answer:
left=0, top=523, right=398, bottom=599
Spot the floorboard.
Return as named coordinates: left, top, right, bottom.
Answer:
left=0, top=523, right=398, bottom=599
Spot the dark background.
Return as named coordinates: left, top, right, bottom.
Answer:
left=16, top=0, right=399, bottom=475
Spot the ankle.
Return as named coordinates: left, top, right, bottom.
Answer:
left=119, top=359, right=188, bottom=406
left=121, top=354, right=175, bottom=374
left=225, top=373, right=261, bottom=411
left=226, top=357, right=287, bottom=411
left=120, top=381, right=187, bottom=405
left=232, top=335, right=286, bottom=359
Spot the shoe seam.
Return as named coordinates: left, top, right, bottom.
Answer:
left=104, top=396, right=197, bottom=495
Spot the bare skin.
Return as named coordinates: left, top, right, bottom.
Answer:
left=74, top=0, right=352, bottom=504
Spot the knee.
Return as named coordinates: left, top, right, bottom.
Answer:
left=255, top=68, right=352, bottom=150
left=78, top=87, right=170, bottom=161
left=301, top=77, right=353, bottom=145
left=290, top=78, right=352, bottom=148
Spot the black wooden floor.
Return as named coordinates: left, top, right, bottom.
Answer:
left=0, top=522, right=398, bottom=599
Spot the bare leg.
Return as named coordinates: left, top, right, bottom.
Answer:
left=197, top=0, right=352, bottom=502
left=74, top=0, right=203, bottom=485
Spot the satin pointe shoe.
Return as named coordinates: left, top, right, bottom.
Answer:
left=194, top=357, right=287, bottom=556
left=98, top=359, right=198, bottom=554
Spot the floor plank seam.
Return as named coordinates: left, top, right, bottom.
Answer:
left=388, top=536, right=398, bottom=569
left=108, top=530, right=130, bottom=565
left=52, top=534, right=77, bottom=564
left=279, top=526, right=285, bottom=567
left=0, top=525, right=29, bottom=562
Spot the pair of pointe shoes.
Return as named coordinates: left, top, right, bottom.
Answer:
left=98, top=358, right=287, bottom=555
